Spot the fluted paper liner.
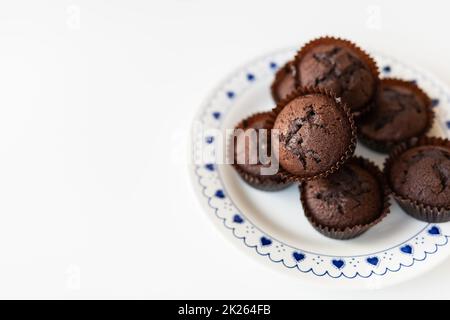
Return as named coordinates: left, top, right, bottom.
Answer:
left=293, top=36, right=380, bottom=118
left=300, top=156, right=391, bottom=240
left=384, top=136, right=450, bottom=222
left=229, top=111, right=292, bottom=191
left=268, top=86, right=357, bottom=183
left=270, top=60, right=297, bottom=104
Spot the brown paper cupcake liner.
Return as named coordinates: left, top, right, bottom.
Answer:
left=232, top=163, right=292, bottom=191
left=270, top=60, right=298, bottom=104
left=383, top=136, right=450, bottom=222
left=268, top=86, right=357, bottom=183
left=300, top=156, right=391, bottom=240
left=293, top=36, right=380, bottom=118
left=228, top=111, right=293, bottom=191
left=358, top=78, right=434, bottom=153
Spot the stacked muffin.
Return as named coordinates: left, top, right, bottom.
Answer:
left=232, top=36, right=449, bottom=239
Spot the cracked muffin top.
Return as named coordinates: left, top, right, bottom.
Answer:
left=389, top=145, right=450, bottom=207
left=273, top=93, right=354, bottom=177
left=295, top=42, right=376, bottom=112
left=302, top=161, right=382, bottom=230
left=359, top=79, right=431, bottom=145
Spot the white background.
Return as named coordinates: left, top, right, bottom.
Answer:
left=0, top=0, right=449, bottom=299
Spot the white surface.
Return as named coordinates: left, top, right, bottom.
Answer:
left=0, top=0, right=449, bottom=299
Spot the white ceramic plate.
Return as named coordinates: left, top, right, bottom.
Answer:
left=190, top=48, right=450, bottom=289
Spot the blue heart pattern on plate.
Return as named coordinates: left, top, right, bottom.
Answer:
left=401, top=245, right=413, bottom=254
left=366, top=257, right=379, bottom=266
left=233, top=214, right=244, bottom=224
left=260, top=237, right=272, bottom=246
left=431, top=98, right=440, bottom=107
left=332, top=259, right=345, bottom=269
left=214, top=190, right=225, bottom=199
left=205, top=136, right=214, bottom=144
left=226, top=91, right=235, bottom=99
left=428, top=226, right=440, bottom=236
left=293, top=252, right=305, bottom=262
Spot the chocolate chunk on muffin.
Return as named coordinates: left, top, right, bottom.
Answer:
left=232, top=112, right=291, bottom=191
left=294, top=37, right=379, bottom=115
left=301, top=157, right=390, bottom=239
left=359, top=78, right=433, bottom=152
left=271, top=61, right=297, bottom=104
left=385, top=137, right=450, bottom=222
left=272, top=88, right=356, bottom=180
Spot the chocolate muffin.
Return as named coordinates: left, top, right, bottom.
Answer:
left=294, top=37, right=378, bottom=114
left=271, top=61, right=297, bottom=104
left=232, top=112, right=291, bottom=191
left=301, top=157, right=390, bottom=239
left=359, top=79, right=433, bottom=152
left=272, top=88, right=356, bottom=180
left=385, top=137, right=450, bottom=222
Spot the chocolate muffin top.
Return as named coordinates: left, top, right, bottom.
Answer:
left=360, top=79, right=431, bottom=143
left=234, top=112, right=275, bottom=176
left=273, top=93, right=354, bottom=177
left=389, top=145, right=450, bottom=207
left=271, top=61, right=297, bottom=103
left=303, top=162, right=382, bottom=230
left=295, top=41, right=376, bottom=112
